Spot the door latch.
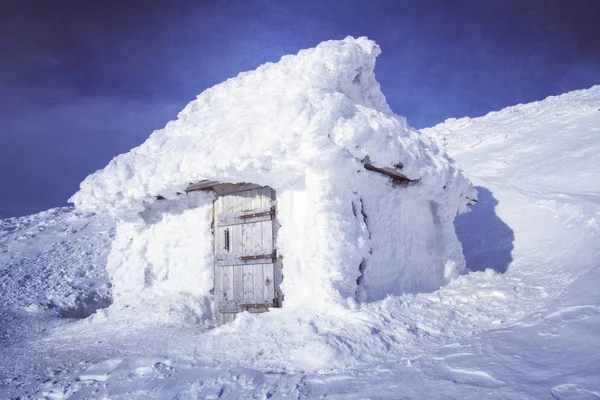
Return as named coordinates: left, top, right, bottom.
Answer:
left=224, top=228, right=230, bottom=251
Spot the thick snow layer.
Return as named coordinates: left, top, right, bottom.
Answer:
left=68, top=37, right=475, bottom=315
left=105, top=191, right=215, bottom=323
left=70, top=37, right=471, bottom=217
left=1, top=85, right=600, bottom=398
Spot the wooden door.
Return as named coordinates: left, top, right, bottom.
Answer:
left=213, top=186, right=281, bottom=324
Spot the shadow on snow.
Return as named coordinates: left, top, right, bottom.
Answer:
left=454, top=186, right=514, bottom=274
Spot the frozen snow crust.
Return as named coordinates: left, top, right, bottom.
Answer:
left=71, top=37, right=475, bottom=319
left=3, top=84, right=600, bottom=398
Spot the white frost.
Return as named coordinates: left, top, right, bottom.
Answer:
left=70, top=36, right=474, bottom=320
left=3, top=80, right=600, bottom=399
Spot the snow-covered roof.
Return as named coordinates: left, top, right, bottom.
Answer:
left=71, top=36, right=473, bottom=215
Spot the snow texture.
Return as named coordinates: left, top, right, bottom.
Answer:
left=1, top=84, right=600, bottom=399
left=0, top=208, right=113, bottom=319
left=105, top=192, right=215, bottom=323
left=70, top=37, right=475, bottom=319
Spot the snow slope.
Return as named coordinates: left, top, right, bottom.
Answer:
left=0, top=208, right=113, bottom=319
left=1, top=87, right=600, bottom=398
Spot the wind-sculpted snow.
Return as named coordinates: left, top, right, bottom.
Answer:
left=68, top=37, right=476, bottom=319
left=1, top=84, right=600, bottom=398
left=422, top=84, right=600, bottom=154
left=0, top=208, right=113, bottom=319
left=70, top=37, right=472, bottom=218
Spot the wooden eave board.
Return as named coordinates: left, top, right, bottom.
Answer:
left=363, top=162, right=414, bottom=183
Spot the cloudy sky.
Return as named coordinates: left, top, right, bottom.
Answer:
left=1, top=0, right=599, bottom=217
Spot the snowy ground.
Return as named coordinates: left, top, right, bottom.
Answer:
left=1, top=86, right=600, bottom=399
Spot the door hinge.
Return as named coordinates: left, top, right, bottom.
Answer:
left=238, top=206, right=275, bottom=220
left=239, top=250, right=276, bottom=261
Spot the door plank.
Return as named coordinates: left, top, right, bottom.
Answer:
left=233, top=192, right=243, bottom=213
left=249, top=220, right=261, bottom=254
left=233, top=265, right=243, bottom=303
left=253, top=264, right=265, bottom=302
left=235, top=222, right=243, bottom=258
left=222, top=265, right=234, bottom=302
left=222, top=192, right=230, bottom=214
left=262, top=220, right=274, bottom=252
left=261, top=187, right=273, bottom=206
left=241, top=223, right=252, bottom=256
left=251, top=188, right=259, bottom=210
left=263, top=263, right=274, bottom=302
left=226, top=192, right=235, bottom=213
left=243, top=265, right=254, bottom=301
left=241, top=190, right=253, bottom=211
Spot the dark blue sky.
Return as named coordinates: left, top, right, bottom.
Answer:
left=1, top=0, right=599, bottom=217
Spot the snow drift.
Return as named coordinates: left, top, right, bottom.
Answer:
left=70, top=36, right=475, bottom=322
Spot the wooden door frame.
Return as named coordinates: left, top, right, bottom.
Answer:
left=208, top=183, right=283, bottom=324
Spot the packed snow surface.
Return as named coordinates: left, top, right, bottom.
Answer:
left=1, top=84, right=600, bottom=397
left=69, top=36, right=475, bottom=318
left=0, top=208, right=113, bottom=320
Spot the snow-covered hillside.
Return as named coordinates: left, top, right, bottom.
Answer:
left=1, top=86, right=599, bottom=398
left=0, top=208, right=113, bottom=318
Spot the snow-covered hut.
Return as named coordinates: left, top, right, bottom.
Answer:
left=71, top=37, right=476, bottom=324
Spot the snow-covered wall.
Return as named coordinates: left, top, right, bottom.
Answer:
left=105, top=192, right=215, bottom=322
left=358, top=176, right=465, bottom=300
left=276, top=170, right=368, bottom=308
left=71, top=36, right=475, bottom=321
left=277, top=167, right=468, bottom=307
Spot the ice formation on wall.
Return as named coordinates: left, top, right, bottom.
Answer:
left=71, top=36, right=475, bottom=321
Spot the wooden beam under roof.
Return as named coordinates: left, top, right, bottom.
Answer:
left=185, top=180, right=221, bottom=192
left=362, top=156, right=416, bottom=184
left=185, top=180, right=264, bottom=195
